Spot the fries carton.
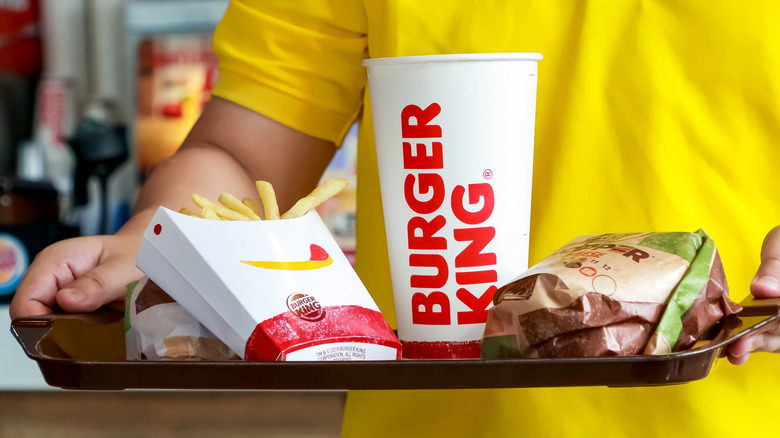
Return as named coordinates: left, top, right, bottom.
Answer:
left=136, top=207, right=401, bottom=361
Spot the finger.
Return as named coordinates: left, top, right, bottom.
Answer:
left=726, top=337, right=753, bottom=365
left=9, top=238, right=102, bottom=318
left=726, top=317, right=780, bottom=363
left=751, top=225, right=780, bottom=298
left=744, top=330, right=780, bottom=354
left=727, top=352, right=750, bottom=366
left=9, top=292, right=55, bottom=319
left=56, top=262, right=143, bottom=314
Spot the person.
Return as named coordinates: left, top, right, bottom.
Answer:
left=10, top=0, right=780, bottom=436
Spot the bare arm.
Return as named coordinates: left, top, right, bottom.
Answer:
left=136, top=96, right=336, bottom=217
left=10, top=97, right=336, bottom=318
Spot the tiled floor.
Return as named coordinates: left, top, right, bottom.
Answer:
left=0, top=390, right=346, bottom=437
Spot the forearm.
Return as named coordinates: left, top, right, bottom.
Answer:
left=133, top=143, right=257, bottom=221
left=119, top=97, right=337, bottom=237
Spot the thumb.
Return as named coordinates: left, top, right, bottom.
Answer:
left=751, top=225, right=780, bottom=298
left=56, top=262, right=143, bottom=313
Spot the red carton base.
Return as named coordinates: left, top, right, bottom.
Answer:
left=245, top=305, right=402, bottom=361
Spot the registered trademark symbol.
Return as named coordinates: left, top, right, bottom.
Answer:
left=483, top=169, right=493, bottom=179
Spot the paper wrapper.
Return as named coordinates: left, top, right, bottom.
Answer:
left=136, top=207, right=402, bottom=361
left=125, top=276, right=238, bottom=360
left=481, top=230, right=742, bottom=358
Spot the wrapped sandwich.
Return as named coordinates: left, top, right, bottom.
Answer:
left=125, top=276, right=238, bottom=360
left=481, top=230, right=741, bottom=358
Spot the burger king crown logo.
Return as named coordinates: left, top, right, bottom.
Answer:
left=286, top=293, right=325, bottom=322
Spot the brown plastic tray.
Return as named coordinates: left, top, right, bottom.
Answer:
left=11, top=297, right=780, bottom=391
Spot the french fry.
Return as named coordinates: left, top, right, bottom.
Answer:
left=192, top=194, right=212, bottom=210
left=219, top=192, right=261, bottom=220
left=179, top=207, right=201, bottom=217
left=192, top=194, right=221, bottom=219
left=184, top=178, right=346, bottom=221
left=214, top=204, right=250, bottom=221
left=242, top=197, right=260, bottom=216
left=201, top=204, right=220, bottom=220
left=281, top=178, right=348, bottom=219
left=191, top=193, right=249, bottom=221
left=256, top=181, right=280, bottom=220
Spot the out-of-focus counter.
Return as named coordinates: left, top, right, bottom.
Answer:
left=0, top=391, right=346, bottom=437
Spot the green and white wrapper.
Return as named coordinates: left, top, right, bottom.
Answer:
left=125, top=276, right=238, bottom=360
left=481, top=230, right=742, bottom=358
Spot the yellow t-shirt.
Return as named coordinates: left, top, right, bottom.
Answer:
left=212, top=1, right=780, bottom=436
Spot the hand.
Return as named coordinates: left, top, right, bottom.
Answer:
left=726, top=225, right=780, bottom=365
left=9, top=97, right=336, bottom=319
left=9, top=226, right=145, bottom=319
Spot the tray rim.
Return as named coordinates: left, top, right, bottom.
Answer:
left=11, top=297, right=780, bottom=391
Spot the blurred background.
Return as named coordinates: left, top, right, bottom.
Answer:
left=0, top=1, right=352, bottom=435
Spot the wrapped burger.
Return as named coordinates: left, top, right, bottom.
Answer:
left=125, top=276, right=238, bottom=360
left=481, top=230, right=742, bottom=358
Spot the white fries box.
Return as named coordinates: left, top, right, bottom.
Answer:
left=136, top=207, right=402, bottom=361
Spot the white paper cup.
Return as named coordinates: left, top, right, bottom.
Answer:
left=363, top=53, right=542, bottom=359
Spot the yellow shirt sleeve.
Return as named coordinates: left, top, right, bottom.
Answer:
left=210, top=0, right=367, bottom=145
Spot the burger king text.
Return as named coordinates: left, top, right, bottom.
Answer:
left=401, top=103, right=497, bottom=327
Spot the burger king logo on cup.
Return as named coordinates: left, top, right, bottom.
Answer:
left=286, top=293, right=325, bottom=322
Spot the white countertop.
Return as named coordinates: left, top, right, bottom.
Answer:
left=0, top=305, right=51, bottom=390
